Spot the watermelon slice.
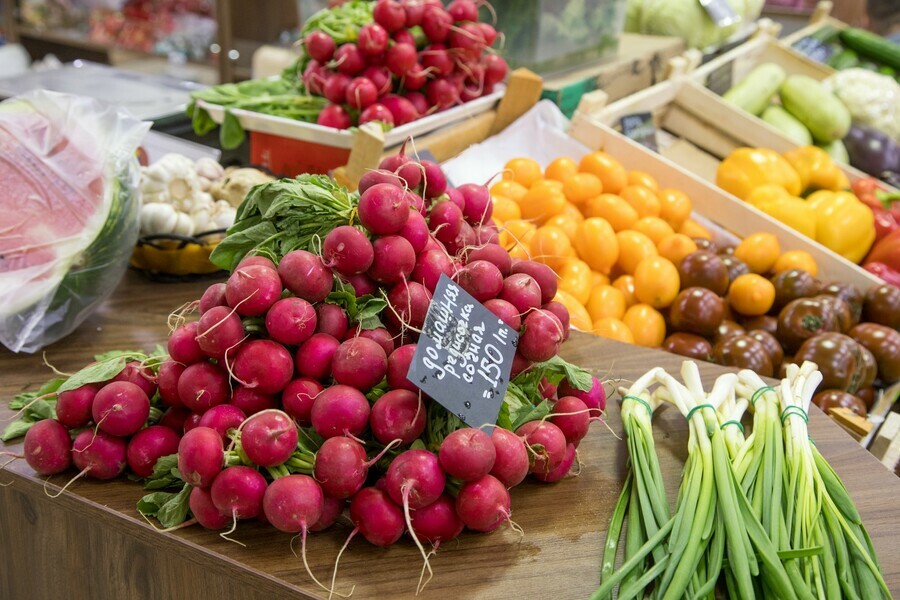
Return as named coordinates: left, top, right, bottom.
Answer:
left=0, top=91, right=149, bottom=352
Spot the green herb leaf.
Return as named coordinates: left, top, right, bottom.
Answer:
left=143, top=454, right=183, bottom=490
left=94, top=349, right=142, bottom=362
left=157, top=484, right=192, bottom=528
left=1, top=419, right=35, bottom=442
left=356, top=296, right=387, bottom=330
left=220, top=110, right=246, bottom=150
left=510, top=399, right=552, bottom=431
left=137, top=491, right=176, bottom=518
left=58, top=354, right=145, bottom=393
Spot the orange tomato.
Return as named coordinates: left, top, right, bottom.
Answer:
left=583, top=194, right=639, bottom=232
left=619, top=185, right=661, bottom=218
left=633, top=256, right=680, bottom=309
left=591, top=271, right=610, bottom=287
left=490, top=179, right=528, bottom=202
left=562, top=172, right=603, bottom=204
left=678, top=218, right=712, bottom=240
left=574, top=217, right=619, bottom=274
left=623, top=304, right=666, bottom=347
left=656, top=234, right=698, bottom=266
left=508, top=242, right=531, bottom=261
left=544, top=213, right=580, bottom=241
left=517, top=186, right=567, bottom=223
left=627, top=170, right=659, bottom=193
left=612, top=275, right=638, bottom=308
left=586, top=285, right=627, bottom=321
left=562, top=202, right=585, bottom=222
left=633, top=216, right=675, bottom=245
left=579, top=151, right=628, bottom=194
left=557, top=258, right=593, bottom=305
left=734, top=232, right=781, bottom=274
left=545, top=156, right=579, bottom=182
left=658, top=188, right=692, bottom=229
left=616, top=230, right=658, bottom=274
left=503, top=157, right=543, bottom=187
left=531, top=225, right=572, bottom=270
left=592, top=317, right=634, bottom=344
left=773, top=250, right=818, bottom=277
left=491, top=195, right=521, bottom=223
left=554, top=290, right=592, bottom=331
left=728, top=273, right=776, bottom=316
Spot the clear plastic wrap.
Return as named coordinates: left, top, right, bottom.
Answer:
left=0, top=90, right=150, bottom=353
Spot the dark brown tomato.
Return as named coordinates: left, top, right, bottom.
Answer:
left=776, top=296, right=842, bottom=354
left=819, top=281, right=864, bottom=324
left=715, top=320, right=746, bottom=343
left=740, top=315, right=778, bottom=336
left=713, top=335, right=774, bottom=377
left=719, top=255, right=751, bottom=289
left=848, top=323, right=900, bottom=384
left=692, top=238, right=717, bottom=253
left=794, top=332, right=867, bottom=393
left=863, top=284, right=900, bottom=330
left=662, top=333, right=714, bottom=361
left=817, top=295, right=854, bottom=333
left=771, top=269, right=820, bottom=313
left=858, top=344, right=878, bottom=390
left=669, top=287, right=725, bottom=336
left=678, top=252, right=729, bottom=296
left=718, top=246, right=735, bottom=255
left=812, top=389, right=867, bottom=417
left=746, top=329, right=784, bottom=367
left=855, top=386, right=876, bottom=411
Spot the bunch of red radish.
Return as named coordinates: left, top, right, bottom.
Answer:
left=18, top=146, right=606, bottom=593
left=306, top=0, right=508, bottom=129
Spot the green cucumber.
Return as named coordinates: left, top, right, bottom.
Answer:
left=779, top=75, right=851, bottom=143
left=839, top=27, right=900, bottom=70
left=761, top=106, right=813, bottom=145
left=817, top=140, right=850, bottom=164
left=827, top=49, right=859, bottom=70
left=722, top=63, right=787, bottom=116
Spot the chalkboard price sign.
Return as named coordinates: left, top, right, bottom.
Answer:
left=407, top=275, right=518, bottom=427
left=620, top=112, right=659, bottom=152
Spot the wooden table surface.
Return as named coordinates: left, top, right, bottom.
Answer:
left=2, top=271, right=900, bottom=600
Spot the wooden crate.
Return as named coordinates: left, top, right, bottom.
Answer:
left=779, top=1, right=846, bottom=47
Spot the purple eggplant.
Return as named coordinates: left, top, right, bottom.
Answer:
left=843, top=123, right=900, bottom=179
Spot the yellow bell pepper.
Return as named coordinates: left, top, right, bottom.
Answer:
left=782, top=146, right=850, bottom=193
left=747, top=186, right=818, bottom=239
left=745, top=184, right=794, bottom=207
left=806, top=190, right=876, bottom=263
left=716, top=148, right=803, bottom=200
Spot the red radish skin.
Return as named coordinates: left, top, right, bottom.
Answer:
left=72, top=430, right=127, bottom=481
left=370, top=389, right=426, bottom=445
left=374, top=0, right=406, bottom=31
left=305, top=31, right=336, bottom=62
left=112, top=362, right=158, bottom=399
left=393, top=30, right=416, bottom=48
left=196, top=306, right=245, bottom=360
left=225, top=264, right=282, bottom=317
left=295, top=333, right=341, bottom=381
left=278, top=250, right=334, bottom=303
left=341, top=272, right=378, bottom=296
left=386, top=344, right=418, bottom=392
left=456, top=260, right=503, bottom=302
left=314, top=436, right=370, bottom=499
left=403, top=66, right=430, bottom=93
left=311, top=384, right=371, bottom=439
left=358, top=23, right=389, bottom=55
left=455, top=474, right=511, bottom=532
left=551, top=396, right=591, bottom=444
left=232, top=340, right=294, bottom=395
left=183, top=413, right=202, bottom=433
left=479, top=23, right=498, bottom=47
left=539, top=377, right=558, bottom=400
left=126, top=425, right=181, bottom=478
left=334, top=43, right=365, bottom=75
left=324, top=72, right=352, bottom=104
left=426, top=78, right=460, bottom=110
left=385, top=449, right=445, bottom=509
left=91, top=381, right=150, bottom=437
left=360, top=103, right=396, bottom=126
left=467, top=243, right=511, bottom=275
left=240, top=410, right=298, bottom=467
left=316, top=303, right=349, bottom=339
left=474, top=223, right=500, bottom=246
left=533, top=443, right=577, bottom=483
left=167, top=322, right=205, bottom=365
left=332, top=337, right=388, bottom=391
left=238, top=256, right=278, bottom=270
left=56, top=383, right=99, bottom=428
left=355, top=327, right=396, bottom=357
left=386, top=281, right=432, bottom=331
left=359, top=184, right=410, bottom=235
left=157, top=359, right=186, bottom=408
left=318, top=104, right=353, bottom=129
left=421, top=43, right=454, bottom=76
left=457, top=183, right=492, bottom=226
left=350, top=487, right=405, bottom=547
left=558, top=376, right=606, bottom=415
left=484, top=299, right=522, bottom=330
left=519, top=310, right=564, bottom=362
left=304, top=60, right=326, bottom=95
left=489, top=427, right=530, bottom=487
left=439, top=428, right=496, bottom=481
left=449, top=22, right=486, bottom=59
left=263, top=474, right=324, bottom=532
left=510, top=261, right=558, bottom=304
left=445, top=187, right=465, bottom=212
left=444, top=221, right=477, bottom=256
left=447, top=0, right=478, bottom=21
left=368, top=235, right=416, bottom=284
left=178, top=427, right=224, bottom=488
left=510, top=352, right=532, bottom=378
left=323, top=226, right=375, bottom=275
left=23, top=420, right=72, bottom=476
left=310, top=495, right=345, bottom=532
left=229, top=386, right=277, bottom=416
left=386, top=43, right=418, bottom=77
left=265, top=297, right=318, bottom=346
left=420, top=161, right=448, bottom=199
left=359, top=169, right=406, bottom=194
left=499, top=273, right=542, bottom=315
left=281, top=378, right=323, bottom=425
left=159, top=407, right=191, bottom=432
left=398, top=210, right=430, bottom=253
left=178, top=362, right=230, bottom=414
left=409, top=494, right=464, bottom=544
left=190, top=486, right=230, bottom=530
left=345, top=77, right=378, bottom=110
left=211, top=466, right=267, bottom=520
left=198, top=405, right=246, bottom=442
left=199, top=282, right=227, bottom=314
left=380, top=95, right=420, bottom=126
left=516, top=420, right=568, bottom=475
left=542, top=301, right=571, bottom=339
left=412, top=249, right=454, bottom=292
left=422, top=5, right=452, bottom=42
left=484, top=54, right=508, bottom=85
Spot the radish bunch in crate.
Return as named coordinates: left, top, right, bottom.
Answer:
left=301, top=0, right=508, bottom=129
left=8, top=146, right=603, bottom=594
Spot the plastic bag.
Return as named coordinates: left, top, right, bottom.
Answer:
left=0, top=90, right=150, bottom=353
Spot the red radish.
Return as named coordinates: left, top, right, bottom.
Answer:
left=225, top=264, right=282, bottom=317
left=360, top=103, right=396, bottom=126
left=345, top=77, right=378, bottom=110
left=542, top=301, right=571, bottom=339
left=484, top=299, right=521, bottom=330
left=558, top=376, right=606, bottom=415
left=334, top=43, right=365, bottom=75
left=489, top=427, right=529, bottom=487
left=200, top=282, right=227, bottom=313
left=184, top=413, right=203, bottom=433
left=265, top=297, right=317, bottom=346
left=303, top=60, right=326, bottom=95
left=178, top=426, right=224, bottom=487
left=167, top=323, right=205, bottom=366
left=305, top=31, right=336, bottom=62
left=56, top=383, right=99, bottom=428
left=386, top=43, right=418, bottom=77
left=429, top=200, right=463, bottom=241
left=533, top=443, right=577, bottom=483
left=126, top=425, right=181, bottom=478
left=467, top=243, right=511, bottom=275
left=350, top=487, right=405, bottom=546
left=198, top=404, right=246, bottom=441
left=409, top=494, right=464, bottom=544
left=362, top=65, right=392, bottom=95
left=405, top=91, right=429, bottom=114
left=387, top=344, right=418, bottom=392
left=159, top=407, right=191, bottom=432
left=421, top=160, right=448, bottom=198
left=318, top=103, right=352, bottom=129
left=380, top=94, right=420, bottom=126
left=232, top=340, right=294, bottom=395
left=511, top=352, right=532, bottom=378
left=484, top=54, right=508, bottom=85
left=229, top=386, right=277, bottom=416
left=439, top=428, right=496, bottom=481
left=446, top=187, right=466, bottom=211
left=456, top=260, right=503, bottom=302
left=310, top=495, right=345, bottom=532
left=71, top=430, right=127, bottom=481
left=314, top=436, right=370, bottom=498
left=263, top=474, right=324, bottom=534
left=539, top=377, right=558, bottom=400
left=479, top=23, right=498, bottom=46
left=332, top=337, right=388, bottom=391
left=516, top=420, right=567, bottom=474
left=323, top=226, right=375, bottom=275
left=190, top=487, right=230, bottom=529
left=510, top=261, right=557, bottom=304
left=460, top=81, right=484, bottom=103
left=411, top=249, right=453, bottom=292
left=358, top=23, right=389, bottom=55
left=370, top=389, right=426, bottom=445
left=455, top=474, right=511, bottom=532
left=374, top=0, right=406, bottom=32
left=398, top=209, right=430, bottom=253
left=444, top=221, right=477, bottom=256
left=358, top=169, right=406, bottom=194
left=112, top=362, right=157, bottom=399
left=449, top=22, right=486, bottom=59
left=457, top=183, right=492, bottom=225
left=368, top=235, right=416, bottom=284
left=311, top=384, right=371, bottom=439
left=519, top=310, right=564, bottom=362
left=551, top=396, right=591, bottom=444
left=211, top=465, right=267, bottom=519
left=422, top=5, right=453, bottom=42
left=323, top=72, right=352, bottom=104
left=499, top=273, right=542, bottom=315
left=356, top=327, right=396, bottom=356
left=403, top=0, right=439, bottom=26
left=238, top=255, right=277, bottom=270
left=403, top=63, right=429, bottom=91
left=379, top=150, right=424, bottom=191
left=282, top=377, right=323, bottom=425
left=23, top=419, right=72, bottom=476
left=196, top=306, right=245, bottom=360
left=385, top=449, right=445, bottom=511
left=178, top=362, right=229, bottom=414
left=426, top=78, right=459, bottom=109
left=240, top=410, right=298, bottom=467
left=447, top=0, right=478, bottom=21
left=386, top=281, right=432, bottom=331
left=421, top=43, right=454, bottom=76
left=91, top=381, right=150, bottom=437
left=475, top=223, right=500, bottom=246
left=341, top=272, right=378, bottom=296
left=295, top=333, right=341, bottom=380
